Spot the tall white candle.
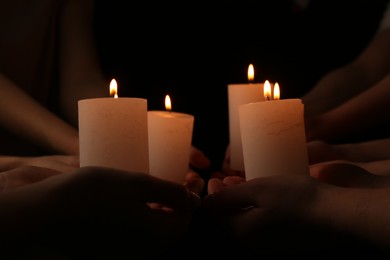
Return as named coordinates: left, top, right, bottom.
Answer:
left=239, top=83, right=309, bottom=180
left=228, top=64, right=266, bottom=171
left=148, top=95, right=194, bottom=183
left=78, top=79, right=149, bottom=173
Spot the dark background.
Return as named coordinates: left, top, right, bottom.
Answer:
left=93, top=0, right=388, bottom=176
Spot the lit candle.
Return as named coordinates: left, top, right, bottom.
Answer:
left=238, top=82, right=309, bottom=180
left=148, top=94, right=194, bottom=183
left=78, top=79, right=149, bottom=173
left=228, top=64, right=267, bottom=171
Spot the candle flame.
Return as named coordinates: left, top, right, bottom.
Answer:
left=273, top=82, right=280, bottom=100
left=110, top=79, right=118, bottom=98
left=165, top=94, right=172, bottom=111
left=264, top=80, right=272, bottom=100
left=247, top=64, right=255, bottom=83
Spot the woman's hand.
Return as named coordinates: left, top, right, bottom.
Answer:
left=0, top=166, right=202, bottom=258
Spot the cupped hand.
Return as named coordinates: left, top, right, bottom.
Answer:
left=1, top=166, right=201, bottom=258
left=203, top=174, right=324, bottom=253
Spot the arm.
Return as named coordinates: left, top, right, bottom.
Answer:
left=305, top=73, right=390, bottom=142
left=302, top=27, right=390, bottom=117
left=205, top=171, right=390, bottom=253
left=0, top=74, right=79, bottom=154
left=0, top=0, right=105, bottom=154
left=308, top=138, right=390, bottom=164
left=58, top=0, right=107, bottom=126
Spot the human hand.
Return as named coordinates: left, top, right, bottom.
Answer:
left=207, top=175, right=245, bottom=194
left=207, top=162, right=385, bottom=194
left=1, top=166, right=201, bottom=258
left=204, top=174, right=324, bottom=253
left=189, top=145, right=210, bottom=170
left=149, top=170, right=204, bottom=212
left=205, top=166, right=390, bottom=254
left=184, top=170, right=205, bottom=196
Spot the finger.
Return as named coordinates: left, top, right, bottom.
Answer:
left=20, top=165, right=63, bottom=180
left=135, top=173, right=201, bottom=211
left=183, top=171, right=205, bottom=196
left=223, top=176, right=246, bottom=186
left=204, top=175, right=306, bottom=213
left=204, top=178, right=263, bottom=211
left=60, top=155, right=80, bottom=168
left=189, top=146, right=210, bottom=170
left=222, top=161, right=245, bottom=177
left=210, top=171, right=226, bottom=180
left=83, top=167, right=201, bottom=212
left=1, top=166, right=63, bottom=191
left=310, top=162, right=390, bottom=188
left=207, top=177, right=226, bottom=194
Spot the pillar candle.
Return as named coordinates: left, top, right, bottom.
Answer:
left=238, top=83, right=309, bottom=180
left=148, top=95, right=194, bottom=184
left=78, top=79, right=149, bottom=173
left=228, top=64, right=266, bottom=171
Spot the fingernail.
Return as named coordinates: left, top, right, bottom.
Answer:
left=203, top=192, right=214, bottom=201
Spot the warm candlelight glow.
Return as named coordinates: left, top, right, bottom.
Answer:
left=110, top=79, right=118, bottom=98
left=165, top=94, right=172, bottom=111
left=239, top=96, right=309, bottom=180
left=273, top=82, right=280, bottom=100
left=264, top=80, right=272, bottom=100
left=148, top=96, right=195, bottom=183
left=247, top=64, right=255, bottom=83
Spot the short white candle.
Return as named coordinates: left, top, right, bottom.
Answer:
left=228, top=64, right=266, bottom=171
left=239, top=83, right=309, bottom=180
left=78, top=79, right=149, bottom=173
left=148, top=95, right=194, bottom=184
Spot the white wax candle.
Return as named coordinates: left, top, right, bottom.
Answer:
left=148, top=110, right=194, bottom=184
left=239, top=98, right=309, bottom=180
left=227, top=68, right=266, bottom=171
left=78, top=97, right=149, bottom=173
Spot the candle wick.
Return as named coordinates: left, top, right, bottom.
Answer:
left=266, top=95, right=270, bottom=101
